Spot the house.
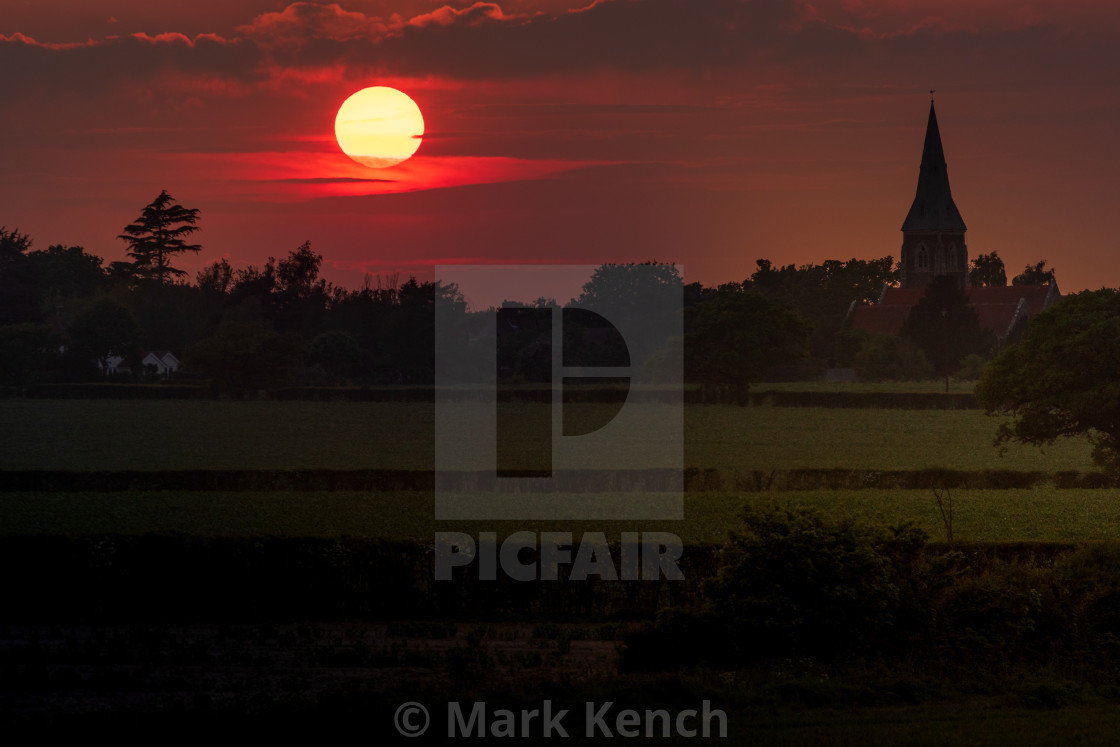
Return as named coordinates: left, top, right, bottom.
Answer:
left=141, top=350, right=180, bottom=377
left=98, top=355, right=131, bottom=376
left=850, top=100, right=1061, bottom=345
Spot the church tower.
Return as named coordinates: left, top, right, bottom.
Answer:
left=900, top=101, right=968, bottom=288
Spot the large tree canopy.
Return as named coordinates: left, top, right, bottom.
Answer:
left=975, top=289, right=1120, bottom=476
left=67, top=298, right=141, bottom=374
left=969, top=251, right=1007, bottom=287
left=900, top=275, right=995, bottom=375
left=1012, top=259, right=1056, bottom=286
left=747, top=256, right=898, bottom=369
left=686, top=283, right=811, bottom=401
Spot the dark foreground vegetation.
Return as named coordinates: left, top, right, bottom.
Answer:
left=8, top=507, right=1120, bottom=739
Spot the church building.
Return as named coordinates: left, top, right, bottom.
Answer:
left=850, top=101, right=1060, bottom=345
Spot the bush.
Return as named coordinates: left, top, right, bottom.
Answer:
left=931, top=563, right=1047, bottom=664
left=955, top=353, right=988, bottom=381
left=703, top=505, right=927, bottom=662
left=854, top=333, right=934, bottom=382
left=184, top=321, right=303, bottom=398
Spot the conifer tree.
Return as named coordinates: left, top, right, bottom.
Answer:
left=118, top=190, right=201, bottom=284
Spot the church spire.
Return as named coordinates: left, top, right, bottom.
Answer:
left=901, top=101, right=967, bottom=232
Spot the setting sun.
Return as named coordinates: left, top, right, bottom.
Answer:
left=334, top=86, right=424, bottom=169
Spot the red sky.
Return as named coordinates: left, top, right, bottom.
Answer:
left=2, top=0, right=1119, bottom=294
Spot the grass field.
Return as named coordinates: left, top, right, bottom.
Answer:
left=5, top=488, right=1120, bottom=543
left=756, top=380, right=978, bottom=394
left=1, top=398, right=1113, bottom=543
left=0, top=400, right=1096, bottom=472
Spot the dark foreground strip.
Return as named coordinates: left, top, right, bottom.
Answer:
left=0, top=536, right=1074, bottom=623
left=0, top=467, right=1112, bottom=492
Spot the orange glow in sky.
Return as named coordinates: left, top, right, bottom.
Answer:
left=3, top=1, right=1120, bottom=291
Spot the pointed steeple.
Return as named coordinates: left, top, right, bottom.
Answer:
left=901, top=101, right=967, bottom=232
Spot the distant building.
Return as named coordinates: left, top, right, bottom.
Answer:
left=142, top=350, right=180, bottom=377
left=851, top=101, right=1060, bottom=344
left=899, top=102, right=969, bottom=289
left=99, top=355, right=130, bottom=376
left=852, top=282, right=1061, bottom=346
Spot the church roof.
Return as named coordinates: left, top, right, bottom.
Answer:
left=850, top=283, right=1060, bottom=341
left=901, top=102, right=968, bottom=233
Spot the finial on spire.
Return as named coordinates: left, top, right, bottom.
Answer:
left=930, top=89, right=936, bottom=102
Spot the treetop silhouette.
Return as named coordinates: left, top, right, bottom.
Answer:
left=118, top=190, right=201, bottom=284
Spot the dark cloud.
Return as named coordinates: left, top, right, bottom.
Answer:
left=3, top=0, right=1117, bottom=99
left=237, top=2, right=392, bottom=47
left=0, top=31, right=263, bottom=97
left=285, top=0, right=798, bottom=78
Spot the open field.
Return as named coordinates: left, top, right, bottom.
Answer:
left=0, top=400, right=1096, bottom=472
left=4, top=488, right=1120, bottom=543
left=2, top=399, right=1109, bottom=543
left=756, top=379, right=978, bottom=394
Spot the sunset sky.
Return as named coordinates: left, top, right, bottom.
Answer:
left=2, top=0, right=1119, bottom=294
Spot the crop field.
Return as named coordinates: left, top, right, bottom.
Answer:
left=0, top=398, right=1111, bottom=544
left=0, top=400, right=1096, bottom=472
left=756, top=380, right=978, bottom=394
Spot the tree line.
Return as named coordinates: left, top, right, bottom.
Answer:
left=0, top=190, right=1060, bottom=397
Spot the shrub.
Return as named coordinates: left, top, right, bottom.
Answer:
left=854, top=333, right=934, bottom=382
left=930, top=563, right=1047, bottom=665
left=955, top=353, right=988, bottom=381
left=703, top=505, right=927, bottom=662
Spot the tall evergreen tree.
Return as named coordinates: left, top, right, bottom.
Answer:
left=900, top=275, right=995, bottom=377
left=118, top=191, right=201, bottom=284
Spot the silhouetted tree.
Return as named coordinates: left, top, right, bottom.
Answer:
left=686, top=284, right=810, bottom=402
left=576, top=262, right=683, bottom=309
left=269, top=242, right=332, bottom=335
left=197, top=258, right=234, bottom=295
left=574, top=262, right=683, bottom=367
left=1012, top=259, right=1056, bottom=286
left=900, top=275, right=995, bottom=377
left=308, top=330, right=361, bottom=379
left=852, top=332, right=934, bottom=382
left=274, top=241, right=327, bottom=299
left=0, top=323, right=60, bottom=385
left=0, top=227, right=38, bottom=324
left=748, top=256, right=898, bottom=370
left=67, top=298, right=141, bottom=375
left=128, top=281, right=218, bottom=355
left=118, top=190, right=201, bottom=284
left=977, top=289, right=1120, bottom=479
left=969, top=251, right=1007, bottom=287
left=0, top=226, right=32, bottom=266
left=185, top=320, right=302, bottom=398
left=24, top=244, right=106, bottom=298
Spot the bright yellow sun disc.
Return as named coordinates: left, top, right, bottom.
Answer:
left=334, top=86, right=424, bottom=169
